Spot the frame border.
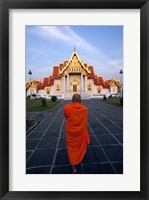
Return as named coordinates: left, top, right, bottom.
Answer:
left=0, top=0, right=149, bottom=199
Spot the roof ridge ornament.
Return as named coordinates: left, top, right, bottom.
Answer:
left=74, top=45, right=76, bottom=52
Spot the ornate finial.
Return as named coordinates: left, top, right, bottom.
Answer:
left=74, top=45, right=76, bottom=52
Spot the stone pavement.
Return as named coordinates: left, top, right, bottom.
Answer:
left=26, top=99, right=123, bottom=174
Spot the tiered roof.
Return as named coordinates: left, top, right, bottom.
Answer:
left=26, top=50, right=120, bottom=90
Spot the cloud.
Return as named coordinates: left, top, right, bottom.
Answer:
left=26, top=47, right=43, bottom=55
left=80, top=53, right=123, bottom=80
left=100, top=59, right=123, bottom=80
left=113, top=47, right=123, bottom=57
left=30, top=26, right=104, bottom=59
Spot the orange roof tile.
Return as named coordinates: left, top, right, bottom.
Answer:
left=103, top=82, right=109, bottom=89
left=88, top=66, right=94, bottom=79
left=59, top=64, right=64, bottom=71
left=53, top=66, right=62, bottom=79
left=98, top=77, right=104, bottom=86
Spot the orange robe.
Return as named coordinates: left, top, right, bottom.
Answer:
left=64, top=102, right=90, bottom=165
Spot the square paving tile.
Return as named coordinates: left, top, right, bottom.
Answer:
left=83, top=163, right=115, bottom=174
left=27, top=149, right=55, bottom=168
left=34, top=124, right=48, bottom=131
left=55, top=149, right=69, bottom=165
left=114, top=135, right=123, bottom=144
left=102, top=145, right=123, bottom=162
left=27, top=131, right=44, bottom=139
left=50, top=125, right=61, bottom=130
left=52, top=165, right=72, bottom=174
left=107, top=127, right=123, bottom=135
left=58, top=138, right=66, bottom=148
left=26, top=150, right=32, bottom=160
left=96, top=135, right=119, bottom=145
left=43, top=130, right=60, bottom=138
left=61, top=130, right=66, bottom=137
left=26, top=139, right=40, bottom=150
left=62, top=127, right=66, bottom=131
left=88, top=129, right=93, bottom=136
left=98, top=119, right=109, bottom=124
left=83, top=146, right=108, bottom=164
left=102, top=122, right=119, bottom=128
left=112, top=162, right=123, bottom=174
left=89, top=136, right=99, bottom=146
left=90, top=124, right=103, bottom=129
left=115, top=122, right=123, bottom=128
left=53, top=120, right=63, bottom=124
left=52, top=164, right=82, bottom=174
left=89, top=122, right=99, bottom=126
left=92, top=127, right=110, bottom=135
left=37, top=138, right=58, bottom=149
left=26, top=166, right=51, bottom=174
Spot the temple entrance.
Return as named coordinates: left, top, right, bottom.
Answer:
left=69, top=76, right=80, bottom=95
left=73, top=84, right=77, bottom=93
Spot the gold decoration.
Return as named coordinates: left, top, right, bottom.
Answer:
left=56, top=83, right=60, bottom=91
left=88, top=83, right=92, bottom=91
left=46, top=87, right=50, bottom=94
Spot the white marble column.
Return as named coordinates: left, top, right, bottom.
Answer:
left=83, top=76, right=85, bottom=92
left=64, top=76, right=65, bottom=94
left=65, top=76, right=67, bottom=93
left=81, top=73, right=83, bottom=94
left=85, top=76, right=87, bottom=94
left=67, top=73, right=70, bottom=93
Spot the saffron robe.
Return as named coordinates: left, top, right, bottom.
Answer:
left=64, top=102, right=90, bottom=165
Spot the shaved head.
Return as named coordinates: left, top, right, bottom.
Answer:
left=72, top=94, right=82, bottom=103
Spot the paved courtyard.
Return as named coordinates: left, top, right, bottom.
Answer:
left=26, top=99, right=123, bottom=174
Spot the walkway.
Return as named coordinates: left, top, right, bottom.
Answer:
left=26, top=99, right=123, bottom=174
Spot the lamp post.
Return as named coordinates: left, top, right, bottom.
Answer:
left=28, top=70, right=32, bottom=99
left=119, top=69, right=123, bottom=97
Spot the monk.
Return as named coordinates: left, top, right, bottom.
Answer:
left=64, top=94, right=90, bottom=174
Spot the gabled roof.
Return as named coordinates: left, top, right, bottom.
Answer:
left=26, top=80, right=38, bottom=90
left=105, top=79, right=121, bottom=88
left=60, top=51, right=90, bottom=75
left=26, top=75, right=55, bottom=91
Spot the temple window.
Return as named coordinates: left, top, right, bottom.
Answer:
left=97, top=86, right=101, bottom=93
left=88, top=83, right=92, bottom=91
left=56, top=84, right=60, bottom=91
left=46, top=87, right=50, bottom=94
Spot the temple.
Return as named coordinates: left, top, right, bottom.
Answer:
left=26, top=49, right=121, bottom=99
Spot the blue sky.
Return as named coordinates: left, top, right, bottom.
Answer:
left=26, top=26, right=123, bottom=82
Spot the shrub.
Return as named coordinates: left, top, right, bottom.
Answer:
left=103, top=95, right=107, bottom=100
left=41, top=98, right=47, bottom=107
left=120, top=97, right=123, bottom=105
left=32, top=93, right=36, bottom=97
left=51, top=96, right=57, bottom=102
